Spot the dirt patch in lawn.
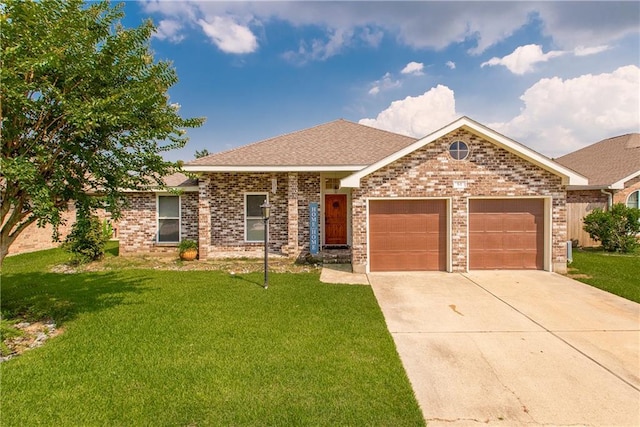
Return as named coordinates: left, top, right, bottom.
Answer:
left=565, top=267, right=592, bottom=280
left=51, top=255, right=323, bottom=275
left=1, top=321, right=63, bottom=363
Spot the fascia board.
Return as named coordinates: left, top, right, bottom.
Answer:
left=120, top=186, right=199, bottom=193
left=610, top=170, right=640, bottom=190
left=341, top=116, right=589, bottom=188
left=182, top=165, right=366, bottom=173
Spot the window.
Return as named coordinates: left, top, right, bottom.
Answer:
left=449, top=140, right=469, bottom=160
left=245, top=193, right=267, bottom=242
left=157, top=195, right=180, bottom=243
left=627, top=190, right=639, bottom=209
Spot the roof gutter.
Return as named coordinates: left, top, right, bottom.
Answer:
left=182, top=165, right=367, bottom=173
left=600, top=188, right=613, bottom=209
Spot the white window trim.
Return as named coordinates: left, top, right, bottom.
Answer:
left=244, top=192, right=269, bottom=242
left=626, top=190, right=640, bottom=209
left=156, top=194, right=181, bottom=243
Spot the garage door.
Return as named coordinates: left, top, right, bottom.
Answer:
left=369, top=200, right=446, bottom=271
left=469, top=199, right=544, bottom=270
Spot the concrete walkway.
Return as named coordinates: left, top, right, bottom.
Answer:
left=367, top=271, right=640, bottom=426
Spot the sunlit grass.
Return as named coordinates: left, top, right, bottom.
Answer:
left=568, top=248, right=640, bottom=303
left=1, top=246, right=424, bottom=426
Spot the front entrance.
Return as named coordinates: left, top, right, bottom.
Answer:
left=324, top=194, right=347, bottom=246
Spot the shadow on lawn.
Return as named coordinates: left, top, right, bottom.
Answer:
left=1, top=270, right=151, bottom=326
left=230, top=273, right=267, bottom=289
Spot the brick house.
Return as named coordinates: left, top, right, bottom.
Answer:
left=118, top=116, right=587, bottom=273
left=556, top=133, right=640, bottom=247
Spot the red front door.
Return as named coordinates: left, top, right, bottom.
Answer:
left=325, top=194, right=347, bottom=246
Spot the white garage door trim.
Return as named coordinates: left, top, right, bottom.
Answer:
left=466, top=196, right=553, bottom=272
left=366, top=197, right=452, bottom=274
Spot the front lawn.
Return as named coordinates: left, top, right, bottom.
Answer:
left=567, top=248, right=640, bottom=303
left=1, top=246, right=424, bottom=426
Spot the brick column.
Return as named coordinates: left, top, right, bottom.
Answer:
left=198, top=175, right=212, bottom=260
left=287, top=172, right=299, bottom=257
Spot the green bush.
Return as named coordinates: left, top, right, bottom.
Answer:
left=583, top=203, right=640, bottom=253
left=63, top=208, right=110, bottom=264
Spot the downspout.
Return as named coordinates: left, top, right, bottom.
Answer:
left=600, top=188, right=613, bottom=209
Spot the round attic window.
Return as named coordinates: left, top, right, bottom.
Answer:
left=449, top=140, right=469, bottom=160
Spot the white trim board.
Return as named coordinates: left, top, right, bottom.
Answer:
left=341, top=116, right=588, bottom=188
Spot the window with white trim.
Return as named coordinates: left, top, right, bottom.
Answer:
left=627, top=190, right=639, bottom=209
left=157, top=195, right=180, bottom=243
left=245, top=193, right=268, bottom=242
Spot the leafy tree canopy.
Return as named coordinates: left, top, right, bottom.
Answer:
left=0, top=0, right=204, bottom=263
left=194, top=148, right=210, bottom=158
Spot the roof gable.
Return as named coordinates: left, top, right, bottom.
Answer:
left=341, top=116, right=588, bottom=188
left=183, top=119, right=417, bottom=172
left=555, top=133, right=640, bottom=188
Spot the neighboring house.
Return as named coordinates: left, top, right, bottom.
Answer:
left=6, top=203, right=114, bottom=257
left=556, top=133, right=640, bottom=247
left=118, top=116, right=587, bottom=273
left=7, top=201, right=77, bottom=256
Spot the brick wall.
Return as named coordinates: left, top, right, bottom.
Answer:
left=297, top=173, right=321, bottom=252
left=7, top=202, right=113, bottom=256
left=119, top=192, right=199, bottom=256
left=205, top=173, right=289, bottom=255
left=614, top=175, right=640, bottom=205
left=351, top=129, right=567, bottom=272
left=7, top=202, right=76, bottom=256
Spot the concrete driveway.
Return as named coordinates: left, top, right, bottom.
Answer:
left=368, top=270, right=640, bottom=426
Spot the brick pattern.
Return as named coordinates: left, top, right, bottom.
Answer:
left=198, top=176, right=212, bottom=259
left=566, top=190, right=609, bottom=204
left=8, top=202, right=76, bottom=255
left=285, top=172, right=299, bottom=255
left=205, top=172, right=290, bottom=254
left=297, top=173, right=321, bottom=252
left=119, top=192, right=198, bottom=255
left=7, top=203, right=113, bottom=256
left=351, top=129, right=567, bottom=272
left=614, top=175, right=640, bottom=205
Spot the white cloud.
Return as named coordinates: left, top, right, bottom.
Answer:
left=153, top=19, right=185, bottom=43
left=490, top=65, right=640, bottom=157
left=197, top=16, right=258, bottom=54
left=282, top=29, right=355, bottom=64
left=573, top=45, right=610, bottom=57
left=481, top=44, right=566, bottom=75
left=446, top=61, right=456, bottom=70
left=360, top=85, right=458, bottom=137
left=368, top=72, right=401, bottom=96
left=359, top=27, right=384, bottom=48
left=142, top=2, right=639, bottom=59
left=401, top=62, right=424, bottom=76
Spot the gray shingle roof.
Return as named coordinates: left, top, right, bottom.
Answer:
left=556, top=133, right=640, bottom=186
left=185, top=119, right=417, bottom=167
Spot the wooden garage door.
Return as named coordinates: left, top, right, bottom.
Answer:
left=469, top=199, right=544, bottom=270
left=369, top=200, right=446, bottom=271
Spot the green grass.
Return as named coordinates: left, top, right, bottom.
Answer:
left=0, top=245, right=424, bottom=426
left=568, top=248, right=640, bottom=303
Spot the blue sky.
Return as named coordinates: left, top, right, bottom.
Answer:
left=120, top=1, right=640, bottom=162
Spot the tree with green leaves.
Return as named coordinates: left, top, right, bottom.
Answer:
left=194, top=148, right=210, bottom=158
left=0, top=0, right=204, bottom=264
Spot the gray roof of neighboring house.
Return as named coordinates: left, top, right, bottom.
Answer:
left=556, top=133, right=640, bottom=186
left=185, top=119, right=417, bottom=167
